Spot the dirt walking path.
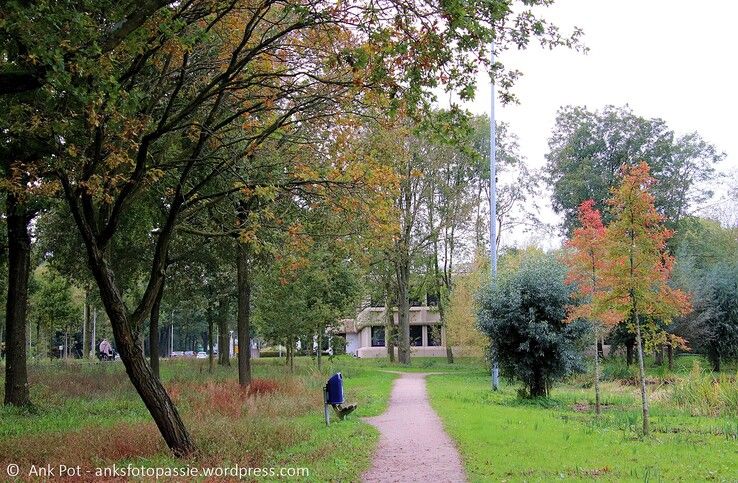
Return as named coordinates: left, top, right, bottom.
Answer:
left=362, top=372, right=466, bottom=483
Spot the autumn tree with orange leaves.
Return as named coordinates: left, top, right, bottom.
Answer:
left=563, top=199, right=618, bottom=416
left=597, top=162, right=691, bottom=436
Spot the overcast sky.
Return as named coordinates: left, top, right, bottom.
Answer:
left=458, top=0, right=738, bottom=247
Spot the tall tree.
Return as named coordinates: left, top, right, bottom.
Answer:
left=545, top=105, right=724, bottom=234
left=423, top=113, right=478, bottom=363
left=394, top=126, right=432, bottom=365
left=690, top=262, right=738, bottom=372
left=597, top=162, right=691, bottom=435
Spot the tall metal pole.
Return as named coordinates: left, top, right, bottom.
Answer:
left=489, top=41, right=499, bottom=391
left=170, top=310, right=175, bottom=356
left=91, top=307, right=97, bottom=359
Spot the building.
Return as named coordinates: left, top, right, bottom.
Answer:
left=336, top=305, right=449, bottom=358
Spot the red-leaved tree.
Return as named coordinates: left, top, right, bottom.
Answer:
left=564, top=199, right=619, bottom=416
left=597, top=162, right=691, bottom=435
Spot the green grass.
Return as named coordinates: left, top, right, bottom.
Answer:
left=427, top=363, right=738, bottom=482
left=0, top=356, right=396, bottom=482
left=3, top=354, right=738, bottom=482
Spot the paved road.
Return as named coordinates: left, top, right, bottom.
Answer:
left=362, top=372, right=466, bottom=483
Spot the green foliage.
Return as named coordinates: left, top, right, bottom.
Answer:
left=672, top=217, right=738, bottom=369
left=600, top=358, right=637, bottom=382
left=673, top=216, right=738, bottom=276
left=253, top=246, right=362, bottom=345
left=477, top=252, right=585, bottom=397
left=545, top=105, right=724, bottom=234
left=690, top=262, right=738, bottom=370
left=29, top=265, right=80, bottom=334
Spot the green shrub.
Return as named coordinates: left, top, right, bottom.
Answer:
left=477, top=252, right=585, bottom=398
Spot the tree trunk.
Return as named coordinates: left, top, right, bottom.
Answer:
left=396, top=254, right=411, bottom=365
left=634, top=311, right=650, bottom=436
left=236, top=242, right=251, bottom=386
left=437, top=289, right=453, bottom=363
left=593, top=329, right=601, bottom=416
left=103, top=304, right=193, bottom=455
left=217, top=298, right=230, bottom=366
left=90, top=307, right=97, bottom=360
left=625, top=339, right=634, bottom=366
left=529, top=369, right=546, bottom=398
left=287, top=336, right=295, bottom=373
left=4, top=192, right=32, bottom=407
left=86, top=247, right=194, bottom=456
left=432, top=234, right=453, bottom=364
left=116, top=326, right=194, bottom=455
left=667, top=343, right=673, bottom=371
left=150, top=281, right=164, bottom=379
left=207, top=306, right=214, bottom=373
left=384, top=279, right=395, bottom=362
left=654, top=344, right=663, bottom=366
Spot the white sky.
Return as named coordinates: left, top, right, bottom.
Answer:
left=457, top=0, right=738, bottom=247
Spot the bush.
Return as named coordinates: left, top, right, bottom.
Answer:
left=692, top=262, right=738, bottom=372
left=477, top=252, right=585, bottom=397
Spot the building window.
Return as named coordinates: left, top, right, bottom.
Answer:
left=371, top=326, right=385, bottom=347
left=427, top=325, right=441, bottom=346
left=410, top=325, right=423, bottom=346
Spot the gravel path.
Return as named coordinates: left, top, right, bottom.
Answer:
left=362, top=372, right=466, bottom=483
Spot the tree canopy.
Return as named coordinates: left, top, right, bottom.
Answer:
left=545, top=105, right=724, bottom=234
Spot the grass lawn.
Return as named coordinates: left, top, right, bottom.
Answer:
left=2, top=354, right=737, bottom=482
left=427, top=358, right=738, bottom=482
left=0, top=356, right=395, bottom=482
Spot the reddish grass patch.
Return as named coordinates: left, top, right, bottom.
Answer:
left=168, top=378, right=285, bottom=419
left=0, top=422, right=164, bottom=480
left=165, top=381, right=183, bottom=404
left=247, top=378, right=280, bottom=396
left=200, top=381, right=247, bottom=418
